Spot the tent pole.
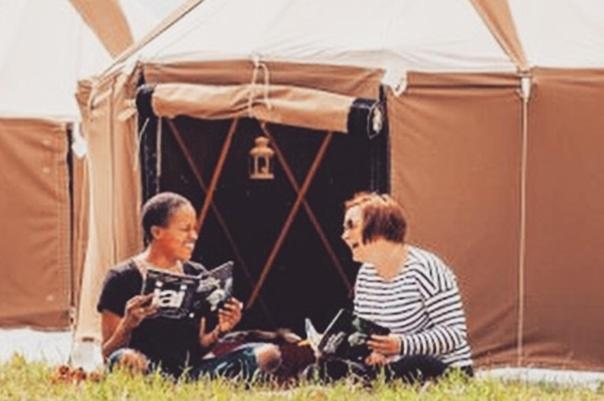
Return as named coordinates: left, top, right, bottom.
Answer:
left=260, top=123, right=352, bottom=294
left=100, top=0, right=204, bottom=77
left=166, top=119, right=276, bottom=326
left=517, top=72, right=532, bottom=367
left=196, top=119, right=238, bottom=234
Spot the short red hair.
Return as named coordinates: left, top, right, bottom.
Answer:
left=345, top=192, right=407, bottom=244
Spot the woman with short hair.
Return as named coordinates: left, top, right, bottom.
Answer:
left=339, top=192, right=473, bottom=382
left=97, top=192, right=281, bottom=380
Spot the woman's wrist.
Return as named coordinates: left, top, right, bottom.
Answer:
left=201, top=328, right=221, bottom=347
left=118, top=316, right=136, bottom=335
left=211, top=327, right=223, bottom=342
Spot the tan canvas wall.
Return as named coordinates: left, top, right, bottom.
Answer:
left=76, top=80, right=94, bottom=123
left=0, top=118, right=72, bottom=328
left=111, top=72, right=144, bottom=266
left=521, top=69, right=604, bottom=371
left=144, top=60, right=382, bottom=99
left=389, top=73, right=523, bottom=368
left=75, top=70, right=142, bottom=339
left=70, top=80, right=93, bottom=307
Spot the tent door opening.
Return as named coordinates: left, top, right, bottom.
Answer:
left=138, top=101, right=388, bottom=334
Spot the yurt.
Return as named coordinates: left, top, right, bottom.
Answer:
left=76, top=0, right=604, bottom=373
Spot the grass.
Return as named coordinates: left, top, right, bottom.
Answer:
left=1, top=355, right=603, bottom=401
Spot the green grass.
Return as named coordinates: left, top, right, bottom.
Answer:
left=1, top=356, right=603, bottom=401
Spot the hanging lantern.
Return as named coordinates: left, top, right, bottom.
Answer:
left=249, top=135, right=274, bottom=180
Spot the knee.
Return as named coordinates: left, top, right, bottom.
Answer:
left=254, top=344, right=281, bottom=372
left=107, top=348, right=149, bottom=374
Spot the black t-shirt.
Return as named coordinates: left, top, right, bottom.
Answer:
left=97, top=260, right=214, bottom=377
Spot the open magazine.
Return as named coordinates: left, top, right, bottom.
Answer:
left=141, top=261, right=234, bottom=320
left=307, top=309, right=390, bottom=362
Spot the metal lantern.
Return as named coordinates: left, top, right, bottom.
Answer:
left=249, top=135, right=274, bottom=180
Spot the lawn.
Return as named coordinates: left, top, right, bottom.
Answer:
left=1, top=356, right=603, bottom=401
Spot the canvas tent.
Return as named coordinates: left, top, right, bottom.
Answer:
left=75, top=0, right=604, bottom=372
left=0, top=0, right=157, bottom=329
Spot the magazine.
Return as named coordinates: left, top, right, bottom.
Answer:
left=141, top=261, right=234, bottom=320
left=316, top=309, right=390, bottom=362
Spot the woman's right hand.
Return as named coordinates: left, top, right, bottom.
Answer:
left=123, top=294, right=157, bottom=330
left=217, top=298, right=243, bottom=334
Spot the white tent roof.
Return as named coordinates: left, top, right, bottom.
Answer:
left=509, top=0, right=604, bottom=68
left=121, top=0, right=164, bottom=40
left=120, top=0, right=604, bottom=86
left=0, top=0, right=159, bottom=119
left=4, top=0, right=602, bottom=120
left=128, top=0, right=516, bottom=87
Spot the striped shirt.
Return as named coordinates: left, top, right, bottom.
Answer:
left=354, top=246, right=473, bottom=368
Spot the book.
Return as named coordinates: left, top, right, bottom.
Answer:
left=141, top=261, right=234, bottom=320
left=315, top=309, right=390, bottom=362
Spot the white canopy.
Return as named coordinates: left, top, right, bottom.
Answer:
left=510, top=0, right=604, bottom=68
left=127, top=0, right=516, bottom=87
left=0, top=0, right=158, bottom=119
left=114, top=0, right=604, bottom=86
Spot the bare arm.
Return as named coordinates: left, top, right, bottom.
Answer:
left=100, top=293, right=156, bottom=358
left=198, top=298, right=243, bottom=349
left=198, top=317, right=221, bottom=348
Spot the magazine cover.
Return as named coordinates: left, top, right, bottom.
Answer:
left=193, top=260, right=234, bottom=314
left=317, top=309, right=390, bottom=362
left=141, top=261, right=234, bottom=319
left=141, top=268, right=200, bottom=319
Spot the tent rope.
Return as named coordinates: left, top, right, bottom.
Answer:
left=133, top=117, right=151, bottom=172
left=155, top=118, right=162, bottom=194
left=247, top=54, right=273, bottom=119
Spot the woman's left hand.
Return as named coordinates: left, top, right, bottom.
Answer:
left=217, top=298, right=243, bottom=334
left=366, top=334, right=402, bottom=356
left=365, top=351, right=387, bottom=366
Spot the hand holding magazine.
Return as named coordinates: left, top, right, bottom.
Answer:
left=307, top=309, right=390, bottom=362
left=141, top=261, right=234, bottom=320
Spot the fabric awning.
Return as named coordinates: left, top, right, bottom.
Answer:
left=144, top=82, right=383, bottom=136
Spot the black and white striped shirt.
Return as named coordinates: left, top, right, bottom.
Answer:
left=354, top=246, right=473, bottom=368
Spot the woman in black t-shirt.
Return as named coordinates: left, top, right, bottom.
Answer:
left=97, top=192, right=281, bottom=379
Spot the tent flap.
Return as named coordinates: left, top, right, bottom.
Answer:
left=149, top=83, right=357, bottom=133
left=75, top=70, right=143, bottom=341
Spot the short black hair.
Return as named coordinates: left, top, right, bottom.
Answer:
left=141, top=192, right=193, bottom=244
